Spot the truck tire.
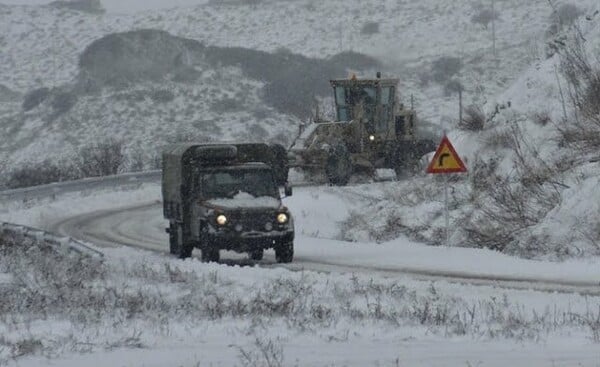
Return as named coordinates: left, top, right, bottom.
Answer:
left=325, top=144, right=352, bottom=185
left=170, top=224, right=193, bottom=259
left=249, top=249, right=264, bottom=261
left=270, top=143, right=289, bottom=186
left=201, top=247, right=220, bottom=263
left=178, top=242, right=193, bottom=259
left=275, top=242, right=293, bottom=263
left=168, top=223, right=179, bottom=255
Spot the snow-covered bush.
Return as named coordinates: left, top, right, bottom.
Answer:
left=557, top=33, right=600, bottom=153
left=79, top=139, right=125, bottom=177
left=22, top=87, right=50, bottom=111
left=457, top=105, right=485, bottom=131
left=2, top=229, right=600, bottom=363
left=547, top=3, right=583, bottom=36
left=4, top=160, right=80, bottom=189
left=149, top=89, right=175, bottom=104
left=360, top=21, right=380, bottom=36
left=50, top=89, right=78, bottom=119
left=463, top=125, right=564, bottom=255
left=471, top=8, right=499, bottom=30
left=48, top=0, right=105, bottom=14
left=2, top=139, right=130, bottom=188
left=431, top=56, right=462, bottom=84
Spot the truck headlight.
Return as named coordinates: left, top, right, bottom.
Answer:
left=216, top=214, right=227, bottom=226
left=277, top=213, right=288, bottom=224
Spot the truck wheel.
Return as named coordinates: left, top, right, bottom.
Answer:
left=178, top=242, right=193, bottom=259
left=168, top=223, right=179, bottom=255
left=275, top=242, right=293, bottom=263
left=201, top=247, right=220, bottom=263
left=325, top=144, right=352, bottom=185
left=270, top=143, right=289, bottom=186
left=249, top=249, right=264, bottom=261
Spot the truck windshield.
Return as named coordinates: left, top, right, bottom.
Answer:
left=200, top=169, right=279, bottom=199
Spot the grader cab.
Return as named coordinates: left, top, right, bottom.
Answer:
left=289, top=73, right=435, bottom=185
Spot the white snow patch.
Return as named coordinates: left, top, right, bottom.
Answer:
left=206, top=191, right=281, bottom=209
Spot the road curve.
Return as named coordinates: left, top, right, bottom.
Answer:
left=51, top=201, right=600, bottom=296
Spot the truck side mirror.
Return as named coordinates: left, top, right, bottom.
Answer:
left=284, top=183, right=293, bottom=197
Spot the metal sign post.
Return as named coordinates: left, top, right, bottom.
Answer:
left=426, top=134, right=467, bottom=246
left=444, top=174, right=449, bottom=246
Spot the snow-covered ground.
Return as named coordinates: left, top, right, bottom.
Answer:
left=3, top=0, right=600, bottom=365
left=2, top=182, right=600, bottom=366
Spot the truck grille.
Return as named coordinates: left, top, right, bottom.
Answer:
left=229, top=211, right=275, bottom=232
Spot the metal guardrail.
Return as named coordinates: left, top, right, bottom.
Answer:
left=0, top=170, right=161, bottom=203
left=0, top=170, right=164, bottom=258
left=1, top=222, right=104, bottom=258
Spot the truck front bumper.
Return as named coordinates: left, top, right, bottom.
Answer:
left=203, top=229, right=294, bottom=252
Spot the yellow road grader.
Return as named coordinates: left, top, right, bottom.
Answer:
left=288, top=73, right=436, bottom=185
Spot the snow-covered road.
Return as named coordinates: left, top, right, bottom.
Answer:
left=47, top=187, right=600, bottom=296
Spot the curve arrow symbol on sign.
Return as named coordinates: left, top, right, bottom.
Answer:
left=426, top=135, right=467, bottom=174
left=438, top=153, right=451, bottom=167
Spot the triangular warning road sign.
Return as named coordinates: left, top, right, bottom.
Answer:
left=426, top=135, right=467, bottom=174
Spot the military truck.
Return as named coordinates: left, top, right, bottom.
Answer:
left=162, top=143, right=294, bottom=262
left=289, top=73, right=435, bottom=185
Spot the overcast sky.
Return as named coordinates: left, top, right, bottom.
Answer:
left=1, top=0, right=209, bottom=13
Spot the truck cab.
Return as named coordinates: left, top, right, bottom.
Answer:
left=162, top=143, right=294, bottom=263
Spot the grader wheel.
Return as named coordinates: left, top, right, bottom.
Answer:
left=325, top=144, right=352, bottom=185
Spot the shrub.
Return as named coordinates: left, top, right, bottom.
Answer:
left=532, top=111, right=552, bottom=126
left=457, top=105, right=485, bottom=131
left=462, top=126, right=563, bottom=254
left=0, top=83, right=21, bottom=102
left=418, top=71, right=431, bottom=87
left=4, top=161, right=79, bottom=189
left=48, top=0, right=105, bottom=14
left=581, top=71, right=600, bottom=121
left=150, top=89, right=175, bottom=103
left=485, top=128, right=515, bottom=149
left=210, top=97, right=242, bottom=114
left=431, top=56, right=462, bottom=84
left=443, top=79, right=464, bottom=96
left=79, top=140, right=124, bottom=177
left=547, top=3, right=582, bottom=35
left=471, top=8, right=499, bottom=29
left=556, top=33, right=600, bottom=152
left=22, top=87, right=50, bottom=111
left=50, top=90, right=77, bottom=118
left=360, top=21, right=380, bottom=35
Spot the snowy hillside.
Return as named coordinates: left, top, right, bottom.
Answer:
left=1, top=0, right=597, bottom=174
left=342, top=4, right=600, bottom=259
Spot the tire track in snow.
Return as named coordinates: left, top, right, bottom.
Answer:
left=51, top=201, right=600, bottom=296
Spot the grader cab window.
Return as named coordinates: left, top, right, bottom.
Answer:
left=380, top=86, right=394, bottom=128
left=334, top=85, right=378, bottom=122
left=381, top=87, right=393, bottom=105
left=351, top=86, right=376, bottom=120
left=334, top=86, right=350, bottom=121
